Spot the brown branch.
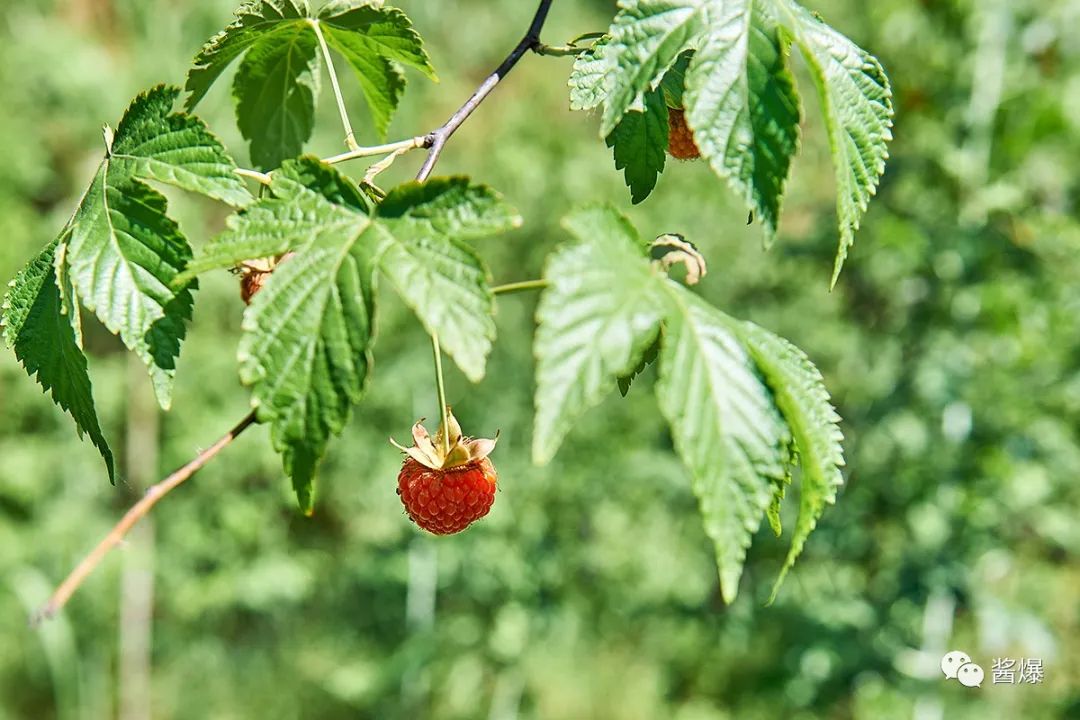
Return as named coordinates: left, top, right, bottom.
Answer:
left=31, top=410, right=258, bottom=626
left=415, top=0, right=555, bottom=181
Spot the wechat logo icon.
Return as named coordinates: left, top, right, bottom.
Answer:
left=941, top=650, right=984, bottom=688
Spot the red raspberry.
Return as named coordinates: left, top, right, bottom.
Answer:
left=391, top=408, right=499, bottom=535
left=240, top=269, right=268, bottom=305
left=397, top=456, right=497, bottom=534
left=667, top=107, right=701, bottom=160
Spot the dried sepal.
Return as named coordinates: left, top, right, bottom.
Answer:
left=390, top=407, right=498, bottom=470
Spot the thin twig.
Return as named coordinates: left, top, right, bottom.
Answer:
left=416, top=0, right=555, bottom=182
left=32, top=411, right=259, bottom=626
left=492, top=279, right=549, bottom=295
left=310, top=18, right=360, bottom=151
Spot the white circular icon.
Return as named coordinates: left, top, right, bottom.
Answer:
left=957, top=662, right=984, bottom=688
left=941, top=650, right=971, bottom=680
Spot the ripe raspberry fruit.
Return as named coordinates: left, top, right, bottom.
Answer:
left=667, top=107, right=701, bottom=160
left=237, top=253, right=294, bottom=305
left=239, top=268, right=268, bottom=305
left=391, top=408, right=499, bottom=535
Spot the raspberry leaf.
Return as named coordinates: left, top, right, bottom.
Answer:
left=775, top=0, right=893, bottom=284
left=231, top=159, right=378, bottom=510
left=654, top=286, right=791, bottom=604
left=1, top=241, right=115, bottom=482
left=533, top=205, right=666, bottom=465
left=734, top=321, right=845, bottom=602
left=606, top=87, right=668, bottom=204
left=65, top=171, right=195, bottom=411
left=52, top=84, right=247, bottom=410
left=185, top=0, right=435, bottom=167
left=373, top=178, right=521, bottom=383
left=110, top=85, right=252, bottom=207
left=573, top=0, right=892, bottom=276
left=684, top=3, right=801, bottom=246
left=318, top=0, right=437, bottom=138
left=233, top=21, right=322, bottom=170
left=180, top=159, right=516, bottom=507
left=537, top=205, right=843, bottom=602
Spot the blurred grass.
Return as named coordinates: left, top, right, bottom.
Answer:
left=1, top=0, right=1079, bottom=718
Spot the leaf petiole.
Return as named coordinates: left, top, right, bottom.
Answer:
left=492, top=279, right=549, bottom=296
left=309, top=18, right=359, bottom=152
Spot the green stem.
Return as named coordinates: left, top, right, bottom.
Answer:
left=323, top=137, right=426, bottom=165
left=534, top=43, right=589, bottom=57
left=431, top=334, right=450, bottom=454
left=234, top=167, right=272, bottom=186
left=310, top=19, right=359, bottom=151
left=491, top=279, right=549, bottom=296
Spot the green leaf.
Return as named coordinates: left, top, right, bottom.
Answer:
left=684, top=3, right=801, bottom=245
left=597, top=1, right=704, bottom=138
left=655, top=286, right=790, bottom=603
left=578, top=0, right=892, bottom=267
left=533, top=205, right=666, bottom=464
left=110, top=85, right=252, bottom=207
left=283, top=441, right=321, bottom=515
left=233, top=21, right=322, bottom=170
left=606, top=87, right=668, bottom=204
left=319, top=0, right=436, bottom=137
left=534, top=205, right=843, bottom=602
left=193, top=158, right=516, bottom=505
left=56, top=84, right=251, bottom=408
left=2, top=241, right=115, bottom=481
left=185, top=0, right=311, bottom=110
left=373, top=178, right=520, bottom=383
left=569, top=36, right=612, bottom=112
left=735, top=321, right=844, bottom=602
left=65, top=169, right=195, bottom=410
left=776, top=1, right=893, bottom=284
left=234, top=159, right=377, bottom=509
left=617, top=331, right=661, bottom=397
left=183, top=162, right=518, bottom=384
left=185, top=0, right=435, bottom=163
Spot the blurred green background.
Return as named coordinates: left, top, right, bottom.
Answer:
left=2, top=0, right=1079, bottom=718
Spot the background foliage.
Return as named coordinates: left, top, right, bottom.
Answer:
left=1, top=0, right=1078, bottom=718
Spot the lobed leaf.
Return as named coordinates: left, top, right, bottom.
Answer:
left=319, top=0, right=436, bottom=137
left=233, top=22, right=322, bottom=170
left=373, top=179, right=520, bottom=383
left=194, top=159, right=515, bottom=506
left=735, top=321, right=844, bottom=602
left=111, top=85, right=252, bottom=207
left=776, top=0, right=893, bottom=284
left=684, top=2, right=801, bottom=245
left=2, top=241, right=115, bottom=481
left=185, top=0, right=311, bottom=110
left=574, top=0, right=893, bottom=273
left=533, top=205, right=666, bottom=464
left=185, top=0, right=435, bottom=164
left=606, top=87, right=669, bottom=204
left=227, top=159, right=377, bottom=509
left=534, top=204, right=844, bottom=601
left=65, top=170, right=195, bottom=410
left=655, top=286, right=790, bottom=603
